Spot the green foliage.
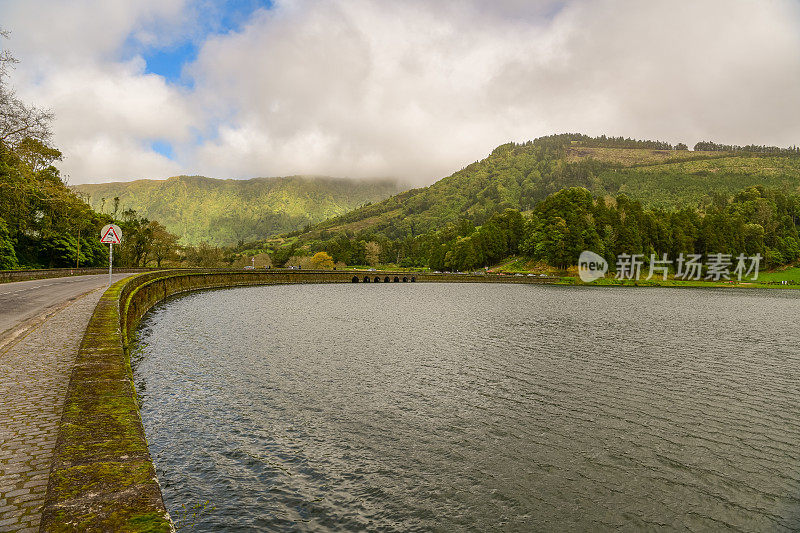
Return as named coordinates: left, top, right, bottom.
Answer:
left=300, top=184, right=800, bottom=274
left=0, top=140, right=181, bottom=270
left=0, top=216, right=17, bottom=269
left=520, top=185, right=800, bottom=270
left=175, top=500, right=215, bottom=531
left=184, top=242, right=225, bottom=268
left=270, top=243, right=297, bottom=267
left=0, top=142, right=111, bottom=268
left=74, top=176, right=401, bottom=246
left=283, top=134, right=800, bottom=275
left=297, top=134, right=800, bottom=247
left=694, top=140, right=800, bottom=154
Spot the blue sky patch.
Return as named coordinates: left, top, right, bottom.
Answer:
left=151, top=140, right=175, bottom=160
left=137, top=0, right=274, bottom=85
left=143, top=41, right=198, bottom=85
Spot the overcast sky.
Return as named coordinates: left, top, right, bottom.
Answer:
left=2, top=0, right=800, bottom=185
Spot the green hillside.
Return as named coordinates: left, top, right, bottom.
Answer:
left=297, top=134, right=800, bottom=242
left=73, top=175, right=402, bottom=246
left=263, top=134, right=800, bottom=273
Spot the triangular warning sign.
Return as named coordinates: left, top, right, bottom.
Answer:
left=101, top=226, right=121, bottom=244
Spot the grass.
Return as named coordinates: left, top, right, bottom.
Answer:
left=753, top=265, right=800, bottom=282
left=489, top=257, right=557, bottom=274
left=487, top=257, right=800, bottom=289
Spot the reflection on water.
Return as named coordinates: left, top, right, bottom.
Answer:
left=132, top=283, right=800, bottom=531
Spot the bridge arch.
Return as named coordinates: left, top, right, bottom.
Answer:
left=363, top=276, right=370, bottom=282
left=352, top=276, right=359, bottom=283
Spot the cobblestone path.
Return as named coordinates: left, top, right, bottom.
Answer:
left=0, top=289, right=104, bottom=532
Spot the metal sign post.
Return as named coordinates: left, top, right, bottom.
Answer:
left=100, top=224, right=123, bottom=285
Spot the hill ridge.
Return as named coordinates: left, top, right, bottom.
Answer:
left=74, top=174, right=404, bottom=246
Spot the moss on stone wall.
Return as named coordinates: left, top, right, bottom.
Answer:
left=40, top=269, right=555, bottom=531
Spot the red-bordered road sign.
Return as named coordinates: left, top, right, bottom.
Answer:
left=100, top=224, right=123, bottom=244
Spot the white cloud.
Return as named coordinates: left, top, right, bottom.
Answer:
left=2, top=0, right=196, bottom=182
left=2, top=0, right=800, bottom=184
left=2, top=0, right=189, bottom=63
left=189, top=0, right=800, bottom=184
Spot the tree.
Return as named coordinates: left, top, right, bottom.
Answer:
left=118, top=209, right=152, bottom=267
left=0, top=216, right=17, bottom=269
left=675, top=143, right=688, bottom=150
left=0, top=29, right=152, bottom=270
left=364, top=241, right=381, bottom=266
left=309, top=251, right=334, bottom=269
left=186, top=242, right=223, bottom=267
left=270, top=244, right=297, bottom=267
left=148, top=221, right=179, bottom=267
left=15, top=138, right=62, bottom=172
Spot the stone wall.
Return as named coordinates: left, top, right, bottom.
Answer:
left=40, top=269, right=557, bottom=531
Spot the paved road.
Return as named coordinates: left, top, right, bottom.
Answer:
left=0, top=289, right=108, bottom=532
left=0, top=273, right=134, bottom=340
left=0, top=273, right=137, bottom=531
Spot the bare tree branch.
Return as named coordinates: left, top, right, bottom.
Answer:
left=0, top=29, right=18, bottom=80
left=0, top=27, right=53, bottom=149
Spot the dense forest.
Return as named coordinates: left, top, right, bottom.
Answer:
left=335, top=185, right=798, bottom=272
left=265, top=184, right=798, bottom=273
left=74, top=175, right=402, bottom=247
left=693, top=141, right=800, bottom=154
left=289, top=134, right=800, bottom=248
left=273, top=134, right=800, bottom=273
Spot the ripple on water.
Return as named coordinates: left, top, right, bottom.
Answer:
left=131, top=284, right=800, bottom=532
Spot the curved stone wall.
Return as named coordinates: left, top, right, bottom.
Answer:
left=40, top=269, right=557, bottom=531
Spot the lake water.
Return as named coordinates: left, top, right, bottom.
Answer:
left=132, top=283, right=800, bottom=531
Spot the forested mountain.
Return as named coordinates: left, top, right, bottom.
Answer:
left=275, top=134, right=800, bottom=272
left=295, top=134, right=800, bottom=242
left=74, top=176, right=403, bottom=246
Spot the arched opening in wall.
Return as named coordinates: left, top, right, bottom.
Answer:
left=384, top=276, right=390, bottom=283
left=374, top=277, right=381, bottom=283
left=352, top=276, right=359, bottom=283
left=402, top=277, right=408, bottom=282
left=394, top=276, right=400, bottom=283
left=411, top=276, right=416, bottom=282
left=363, top=276, right=370, bottom=283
